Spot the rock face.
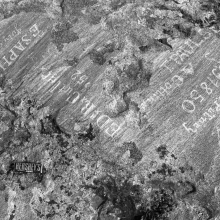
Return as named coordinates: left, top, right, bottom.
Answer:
left=1, top=1, right=220, bottom=220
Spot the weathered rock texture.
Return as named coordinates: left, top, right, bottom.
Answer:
left=1, top=0, right=220, bottom=220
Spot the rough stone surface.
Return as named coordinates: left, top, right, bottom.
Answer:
left=1, top=1, right=220, bottom=220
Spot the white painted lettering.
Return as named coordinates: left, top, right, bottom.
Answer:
left=65, top=87, right=73, bottom=95
left=0, top=56, right=12, bottom=70
left=192, top=37, right=204, bottom=47
left=208, top=107, right=215, bottom=115
left=58, top=84, right=71, bottom=94
left=48, top=80, right=61, bottom=93
left=182, top=99, right=195, bottom=113
left=204, top=52, right=220, bottom=64
left=190, top=90, right=204, bottom=103
left=203, top=111, right=215, bottom=120
left=184, top=39, right=199, bottom=53
left=9, top=48, right=18, bottom=61
left=97, top=115, right=113, bottom=129
left=180, top=62, right=194, bottom=75
left=48, top=74, right=59, bottom=84
left=66, top=91, right=80, bottom=105
left=90, top=110, right=102, bottom=120
left=84, top=82, right=91, bottom=88
left=214, top=100, right=220, bottom=112
left=71, top=70, right=82, bottom=81
left=177, top=47, right=191, bottom=62
left=21, top=34, right=31, bottom=45
left=172, top=75, right=183, bottom=87
left=193, top=122, right=200, bottom=129
left=212, top=65, right=220, bottom=79
left=76, top=75, right=88, bottom=85
left=198, top=29, right=212, bottom=40
left=198, top=117, right=207, bottom=124
left=182, top=122, right=197, bottom=133
left=160, top=59, right=174, bottom=73
left=37, top=74, right=60, bottom=92
left=154, top=90, right=164, bottom=98
left=41, top=70, right=52, bottom=80
left=170, top=54, right=182, bottom=65
left=159, top=86, right=169, bottom=96
left=3, top=56, right=12, bottom=65
left=207, top=76, right=219, bottom=88
left=12, top=31, right=17, bottom=37
left=200, top=82, right=213, bottom=95
left=105, top=121, right=126, bottom=137
left=81, top=98, right=96, bottom=116
left=165, top=81, right=172, bottom=92
left=29, top=24, right=43, bottom=37
left=13, top=40, right=26, bottom=51
left=14, top=24, right=21, bottom=35
left=41, top=66, right=70, bottom=81
left=147, top=94, right=159, bottom=103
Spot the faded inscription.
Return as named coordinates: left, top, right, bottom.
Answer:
left=0, top=24, right=22, bottom=49
left=140, top=28, right=212, bottom=114
left=0, top=23, right=45, bottom=72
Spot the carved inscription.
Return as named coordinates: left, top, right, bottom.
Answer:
left=0, top=24, right=22, bottom=49
left=141, top=29, right=212, bottom=114
left=183, top=97, right=220, bottom=133
left=0, top=23, right=45, bottom=72
left=78, top=97, right=126, bottom=137
left=60, top=97, right=126, bottom=138
left=38, top=63, right=126, bottom=138
left=182, top=53, right=220, bottom=133
left=161, top=29, right=212, bottom=73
